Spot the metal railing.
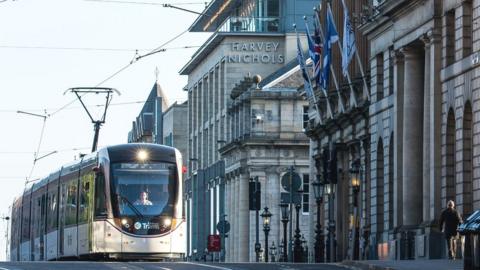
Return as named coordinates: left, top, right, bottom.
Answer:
left=218, top=16, right=282, bottom=33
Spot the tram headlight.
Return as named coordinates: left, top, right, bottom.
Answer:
left=164, top=218, right=172, bottom=226
left=137, top=150, right=148, bottom=161
left=121, top=218, right=128, bottom=225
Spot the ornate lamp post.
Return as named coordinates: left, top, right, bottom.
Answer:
left=293, top=203, right=303, bottom=262
left=350, top=159, right=361, bottom=260
left=278, top=240, right=284, bottom=261
left=325, top=182, right=336, bottom=262
left=261, top=207, right=272, bottom=262
left=280, top=203, right=289, bottom=262
left=270, top=241, right=277, bottom=262
left=312, top=178, right=325, bottom=262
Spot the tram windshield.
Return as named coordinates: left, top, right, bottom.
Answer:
left=111, top=162, right=177, bottom=235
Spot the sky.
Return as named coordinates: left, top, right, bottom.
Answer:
left=0, top=0, right=209, bottom=261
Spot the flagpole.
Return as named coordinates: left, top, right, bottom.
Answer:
left=304, top=16, right=334, bottom=119
left=340, top=0, right=371, bottom=101
left=325, top=2, right=358, bottom=107
left=294, top=24, right=324, bottom=124
left=314, top=7, right=346, bottom=112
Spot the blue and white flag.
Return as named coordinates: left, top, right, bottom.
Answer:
left=306, top=19, right=323, bottom=87
left=342, top=0, right=356, bottom=77
left=321, top=5, right=339, bottom=90
left=296, top=29, right=314, bottom=100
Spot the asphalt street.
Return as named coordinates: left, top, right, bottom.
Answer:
left=0, top=262, right=350, bottom=270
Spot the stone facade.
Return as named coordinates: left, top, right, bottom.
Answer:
left=359, top=0, right=474, bottom=260
left=181, top=0, right=320, bottom=262
left=219, top=75, right=310, bottom=262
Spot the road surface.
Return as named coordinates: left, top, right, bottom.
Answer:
left=0, top=262, right=350, bottom=270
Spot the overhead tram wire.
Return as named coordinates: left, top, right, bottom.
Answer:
left=50, top=28, right=190, bottom=118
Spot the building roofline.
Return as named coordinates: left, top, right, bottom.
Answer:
left=189, top=0, right=241, bottom=32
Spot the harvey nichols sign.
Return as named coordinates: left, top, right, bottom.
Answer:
left=227, top=42, right=284, bottom=64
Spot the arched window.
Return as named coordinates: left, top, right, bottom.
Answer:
left=445, top=109, right=456, bottom=204
left=462, top=102, right=473, bottom=216
left=388, top=134, right=394, bottom=230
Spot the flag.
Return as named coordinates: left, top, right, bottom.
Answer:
left=305, top=18, right=323, bottom=86
left=342, top=0, right=356, bottom=77
left=296, top=29, right=314, bottom=100
left=321, top=5, right=339, bottom=90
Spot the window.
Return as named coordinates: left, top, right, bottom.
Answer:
left=21, top=199, right=30, bottom=242
left=303, top=106, right=309, bottom=130
left=78, top=172, right=93, bottom=224
left=94, top=172, right=107, bottom=218
left=46, top=185, right=58, bottom=233
left=445, top=10, right=455, bottom=66
left=164, top=133, right=173, bottom=147
left=65, top=181, right=78, bottom=226
left=302, top=174, right=310, bottom=214
left=375, top=53, right=384, bottom=101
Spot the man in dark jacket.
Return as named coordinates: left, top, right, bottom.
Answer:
left=439, top=200, right=463, bottom=259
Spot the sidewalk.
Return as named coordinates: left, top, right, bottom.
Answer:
left=341, top=259, right=462, bottom=270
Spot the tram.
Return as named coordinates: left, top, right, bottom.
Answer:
left=9, top=143, right=186, bottom=261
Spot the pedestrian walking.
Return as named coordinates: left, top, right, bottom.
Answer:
left=439, top=200, right=463, bottom=259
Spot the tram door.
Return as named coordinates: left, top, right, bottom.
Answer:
left=39, top=194, right=46, bottom=260
left=58, top=183, right=67, bottom=257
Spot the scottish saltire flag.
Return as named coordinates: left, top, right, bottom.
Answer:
left=342, top=0, right=356, bottom=77
left=321, top=5, right=339, bottom=90
left=296, top=30, right=314, bottom=100
left=305, top=19, right=323, bottom=86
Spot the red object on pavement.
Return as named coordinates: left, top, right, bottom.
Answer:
left=207, top=234, right=221, bottom=252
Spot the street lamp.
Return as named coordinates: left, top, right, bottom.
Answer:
left=313, top=178, right=325, bottom=263
left=261, top=207, right=272, bottom=262
left=350, top=159, right=361, bottom=260
left=325, top=181, right=336, bottom=262
left=270, top=241, right=277, bottom=262
left=280, top=203, right=289, bottom=262
left=293, top=203, right=303, bottom=262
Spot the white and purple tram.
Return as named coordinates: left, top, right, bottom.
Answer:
left=10, top=143, right=186, bottom=261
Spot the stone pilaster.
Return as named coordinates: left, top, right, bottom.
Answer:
left=238, top=173, right=250, bottom=262
left=401, top=45, right=424, bottom=227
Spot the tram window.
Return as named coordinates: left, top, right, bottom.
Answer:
left=79, top=172, right=93, bottom=224
left=21, top=200, right=29, bottom=242
left=94, top=172, right=107, bottom=218
left=65, top=181, right=78, bottom=226
left=46, top=188, right=58, bottom=233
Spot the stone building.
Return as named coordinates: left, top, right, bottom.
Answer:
left=359, top=0, right=473, bottom=260
left=303, top=0, right=370, bottom=262
left=127, top=81, right=169, bottom=144
left=180, top=0, right=320, bottom=262
left=218, top=72, right=310, bottom=262
left=127, top=81, right=188, bottom=167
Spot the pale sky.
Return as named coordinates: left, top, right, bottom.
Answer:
left=0, top=0, right=209, bottom=261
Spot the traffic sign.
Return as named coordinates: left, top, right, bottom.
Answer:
left=207, top=235, right=221, bottom=252
left=216, top=220, right=230, bottom=234
left=281, top=171, right=302, bottom=192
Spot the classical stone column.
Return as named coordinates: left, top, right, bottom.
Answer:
left=238, top=173, right=250, bottom=262
left=427, top=31, right=443, bottom=222
left=421, top=34, right=432, bottom=223
left=393, top=50, right=404, bottom=228
left=401, top=45, right=424, bottom=226
left=225, top=178, right=232, bottom=262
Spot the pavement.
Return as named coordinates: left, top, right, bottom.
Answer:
left=341, top=259, right=463, bottom=270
